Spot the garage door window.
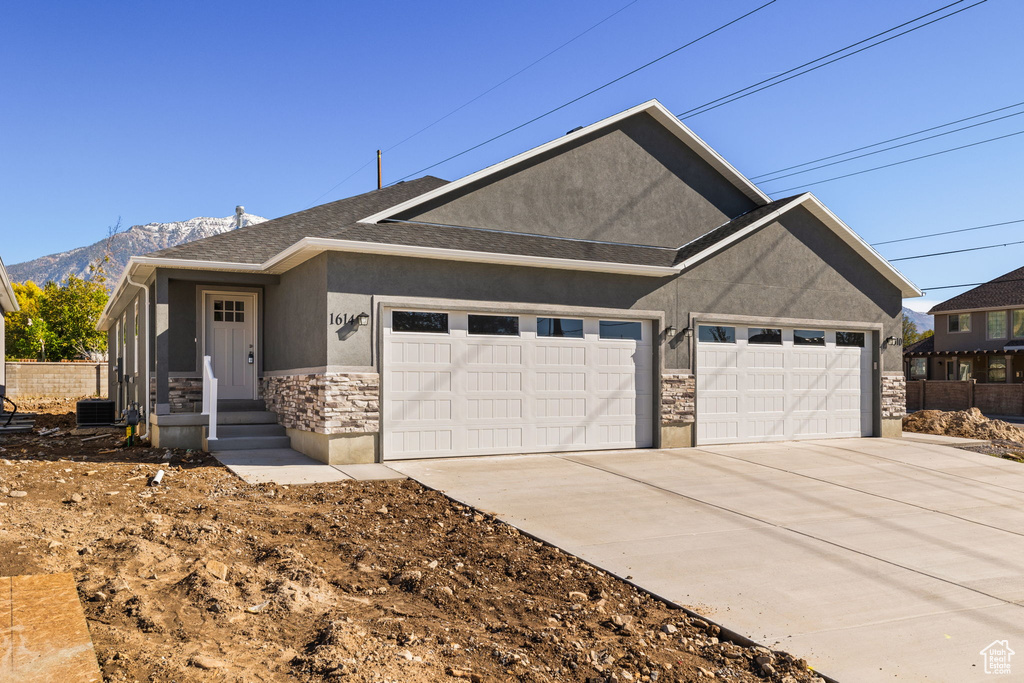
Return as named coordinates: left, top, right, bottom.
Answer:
left=836, top=331, right=865, bottom=347
left=600, top=320, right=643, bottom=340
left=393, top=311, right=449, bottom=333
left=698, top=325, right=735, bottom=343
left=468, top=314, right=519, bottom=336
left=748, top=328, right=781, bottom=345
left=794, top=330, right=825, bottom=346
left=537, top=317, right=584, bottom=338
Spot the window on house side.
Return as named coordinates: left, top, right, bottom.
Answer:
left=987, top=311, right=1007, bottom=340
left=910, top=358, right=927, bottom=380
left=989, top=357, right=1007, bottom=383
left=948, top=313, right=971, bottom=333
left=1013, top=310, right=1024, bottom=338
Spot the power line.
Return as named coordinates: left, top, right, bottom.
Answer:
left=872, top=218, right=1024, bottom=246
left=890, top=239, right=1024, bottom=262
left=757, top=107, right=1024, bottom=184
left=769, top=126, right=1024, bottom=194
left=305, top=0, right=640, bottom=207
left=389, top=0, right=780, bottom=185
left=752, top=98, right=1024, bottom=180
left=676, top=0, right=986, bottom=120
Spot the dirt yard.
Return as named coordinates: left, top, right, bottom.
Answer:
left=0, top=399, right=826, bottom=683
left=904, top=407, right=1024, bottom=461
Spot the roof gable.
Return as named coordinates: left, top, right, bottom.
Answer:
left=361, top=100, right=769, bottom=245
left=929, top=265, right=1024, bottom=313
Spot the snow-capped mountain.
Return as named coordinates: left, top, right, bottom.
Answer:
left=8, top=213, right=266, bottom=289
left=902, top=306, right=934, bottom=333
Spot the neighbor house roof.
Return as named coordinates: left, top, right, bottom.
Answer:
left=929, top=266, right=1024, bottom=314
left=0, top=255, right=19, bottom=314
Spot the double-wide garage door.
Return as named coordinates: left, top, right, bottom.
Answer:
left=383, top=309, right=653, bottom=459
left=696, top=325, right=872, bottom=445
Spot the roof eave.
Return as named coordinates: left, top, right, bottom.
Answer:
left=0, top=255, right=19, bottom=313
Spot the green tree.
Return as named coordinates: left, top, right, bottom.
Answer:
left=38, top=275, right=109, bottom=360
left=903, top=316, right=933, bottom=346
left=4, top=281, right=48, bottom=360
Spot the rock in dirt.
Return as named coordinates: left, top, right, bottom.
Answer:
left=205, top=559, right=229, bottom=581
left=190, top=655, right=228, bottom=670
left=9, top=490, right=27, bottom=498
left=69, top=493, right=83, bottom=504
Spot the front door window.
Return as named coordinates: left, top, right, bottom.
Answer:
left=958, top=361, right=972, bottom=381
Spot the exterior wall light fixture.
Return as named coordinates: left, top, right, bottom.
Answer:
left=665, top=325, right=678, bottom=337
left=884, top=336, right=902, bottom=347
left=356, top=312, right=370, bottom=327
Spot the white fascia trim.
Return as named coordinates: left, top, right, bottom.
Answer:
left=0, top=256, right=18, bottom=313
left=675, top=195, right=807, bottom=270
left=929, top=305, right=1022, bottom=316
left=359, top=99, right=770, bottom=224
left=269, top=237, right=675, bottom=277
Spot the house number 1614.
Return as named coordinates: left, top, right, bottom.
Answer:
left=329, top=313, right=358, bottom=325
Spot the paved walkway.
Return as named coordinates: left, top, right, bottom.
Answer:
left=391, top=438, right=1024, bottom=682
left=212, top=449, right=407, bottom=484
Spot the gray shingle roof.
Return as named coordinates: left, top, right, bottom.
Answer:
left=145, top=177, right=450, bottom=263
left=929, top=266, right=1024, bottom=313
left=141, top=176, right=796, bottom=272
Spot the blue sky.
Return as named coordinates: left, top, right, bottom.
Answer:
left=2, top=0, right=1021, bottom=313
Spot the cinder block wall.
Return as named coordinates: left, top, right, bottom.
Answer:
left=4, top=362, right=106, bottom=399
left=975, top=384, right=1024, bottom=417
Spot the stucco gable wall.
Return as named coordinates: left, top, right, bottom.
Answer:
left=673, top=204, right=903, bottom=368
left=396, top=112, right=758, bottom=248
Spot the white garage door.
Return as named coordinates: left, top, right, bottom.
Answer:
left=696, top=325, right=872, bottom=445
left=383, top=309, right=653, bottom=459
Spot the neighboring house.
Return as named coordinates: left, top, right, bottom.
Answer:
left=96, top=99, right=919, bottom=464
left=905, top=266, right=1024, bottom=383
left=0, top=255, right=20, bottom=395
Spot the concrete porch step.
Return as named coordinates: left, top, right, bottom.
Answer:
left=217, top=399, right=266, bottom=412
left=216, top=410, right=279, bottom=425
left=216, top=423, right=286, bottom=439
left=205, top=435, right=291, bottom=451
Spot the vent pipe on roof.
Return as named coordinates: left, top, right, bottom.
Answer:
left=377, top=150, right=382, bottom=190
left=234, top=205, right=246, bottom=230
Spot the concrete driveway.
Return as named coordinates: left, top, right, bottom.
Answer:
left=391, top=438, right=1024, bottom=682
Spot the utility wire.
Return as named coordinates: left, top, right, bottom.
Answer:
left=890, top=239, right=1024, bottom=262
left=872, top=218, right=1024, bottom=246
left=757, top=107, right=1024, bottom=183
left=769, top=127, right=1024, bottom=194
left=305, top=0, right=640, bottom=207
left=753, top=98, right=1024, bottom=180
left=389, top=0, right=780, bottom=185
left=676, top=0, right=985, bottom=120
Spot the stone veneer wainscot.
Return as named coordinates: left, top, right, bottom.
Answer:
left=881, top=373, right=906, bottom=419
left=661, top=373, right=696, bottom=424
left=262, top=373, right=380, bottom=434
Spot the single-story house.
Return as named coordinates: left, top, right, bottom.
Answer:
left=97, top=99, right=920, bottom=464
left=0, top=255, right=20, bottom=394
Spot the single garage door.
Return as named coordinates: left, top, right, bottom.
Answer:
left=696, top=324, right=872, bottom=445
left=383, top=309, right=653, bottom=459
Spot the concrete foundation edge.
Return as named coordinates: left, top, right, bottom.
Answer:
left=151, top=422, right=204, bottom=450
left=660, top=423, right=694, bottom=448
left=881, top=418, right=903, bottom=439
left=286, top=428, right=377, bottom=464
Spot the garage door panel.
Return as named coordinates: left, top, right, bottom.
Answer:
left=385, top=312, right=652, bottom=459
left=697, top=325, right=872, bottom=445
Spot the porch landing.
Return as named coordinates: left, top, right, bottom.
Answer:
left=211, top=448, right=407, bottom=484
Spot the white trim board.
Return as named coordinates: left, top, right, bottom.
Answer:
left=0, top=255, right=19, bottom=313
left=360, top=99, right=770, bottom=225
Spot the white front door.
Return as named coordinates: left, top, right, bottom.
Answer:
left=383, top=309, right=654, bottom=460
left=204, top=293, right=257, bottom=400
left=696, top=325, right=873, bottom=445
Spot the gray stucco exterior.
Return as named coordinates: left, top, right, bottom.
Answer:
left=398, top=112, right=757, bottom=249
